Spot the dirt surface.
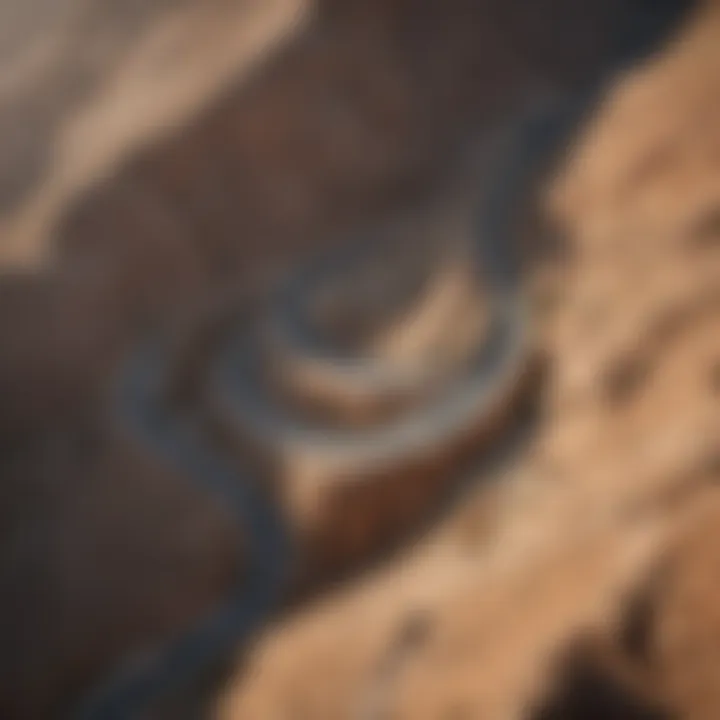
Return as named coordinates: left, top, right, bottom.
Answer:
left=0, top=0, right=718, bottom=718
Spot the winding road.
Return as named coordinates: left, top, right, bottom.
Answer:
left=75, top=93, right=585, bottom=719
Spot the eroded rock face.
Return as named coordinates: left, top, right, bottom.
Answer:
left=529, top=492, right=720, bottom=720
left=527, top=636, right=674, bottom=720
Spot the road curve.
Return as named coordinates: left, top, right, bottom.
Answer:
left=74, top=92, right=583, bottom=720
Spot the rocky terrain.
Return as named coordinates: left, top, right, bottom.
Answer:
left=0, top=0, right=718, bottom=718
left=216, top=7, right=720, bottom=718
